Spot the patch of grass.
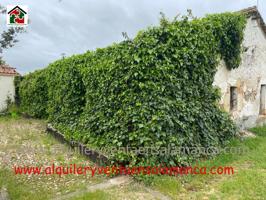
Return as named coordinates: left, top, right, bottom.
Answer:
left=250, top=125, right=266, bottom=137
left=0, top=169, right=49, bottom=200
left=220, top=170, right=266, bottom=199
left=70, top=190, right=109, bottom=200
left=151, top=176, right=182, bottom=197
left=0, top=104, right=22, bottom=119
left=151, top=125, right=266, bottom=199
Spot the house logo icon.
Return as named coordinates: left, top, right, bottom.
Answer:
left=7, top=5, right=28, bottom=26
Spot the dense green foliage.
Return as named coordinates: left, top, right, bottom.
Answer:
left=204, top=13, right=246, bottom=69
left=19, top=70, right=48, bottom=118
left=14, top=76, right=23, bottom=106
left=45, top=55, right=86, bottom=125
left=18, top=12, right=246, bottom=165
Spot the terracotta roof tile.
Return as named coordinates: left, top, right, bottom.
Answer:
left=0, top=65, right=19, bottom=76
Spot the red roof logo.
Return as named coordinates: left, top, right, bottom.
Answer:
left=7, top=5, right=28, bottom=26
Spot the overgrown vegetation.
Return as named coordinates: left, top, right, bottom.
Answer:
left=19, top=70, right=48, bottom=118
left=14, top=75, right=23, bottom=106
left=18, top=12, right=247, bottom=166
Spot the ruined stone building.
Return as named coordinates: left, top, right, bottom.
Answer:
left=213, top=7, right=266, bottom=129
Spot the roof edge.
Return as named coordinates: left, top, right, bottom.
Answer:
left=238, top=6, right=266, bottom=37
left=8, top=6, right=27, bottom=15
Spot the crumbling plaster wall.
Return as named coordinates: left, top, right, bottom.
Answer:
left=213, top=17, right=266, bottom=129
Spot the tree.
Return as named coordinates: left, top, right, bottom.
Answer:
left=0, top=5, right=24, bottom=64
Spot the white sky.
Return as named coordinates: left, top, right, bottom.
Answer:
left=0, top=0, right=265, bottom=74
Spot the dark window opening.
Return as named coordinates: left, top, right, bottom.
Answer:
left=230, top=87, right=238, bottom=111
left=260, top=85, right=266, bottom=115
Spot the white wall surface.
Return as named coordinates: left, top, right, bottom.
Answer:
left=0, top=75, right=15, bottom=112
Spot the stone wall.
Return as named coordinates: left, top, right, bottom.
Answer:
left=213, top=17, right=266, bottom=129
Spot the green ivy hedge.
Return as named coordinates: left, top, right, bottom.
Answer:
left=45, top=55, right=87, bottom=126
left=18, top=12, right=246, bottom=166
left=19, top=70, right=48, bottom=118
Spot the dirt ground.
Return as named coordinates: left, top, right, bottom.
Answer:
left=0, top=117, right=167, bottom=200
